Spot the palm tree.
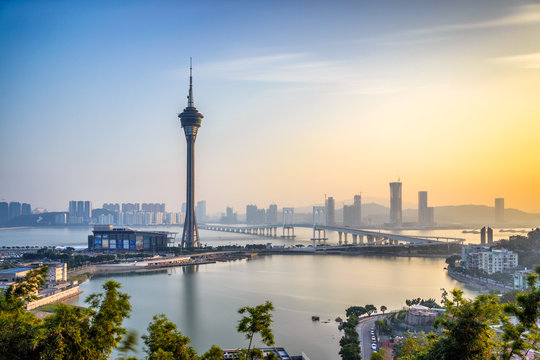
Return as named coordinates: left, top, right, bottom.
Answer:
left=237, top=301, right=275, bottom=360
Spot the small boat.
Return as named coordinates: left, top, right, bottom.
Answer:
left=312, top=316, right=320, bottom=321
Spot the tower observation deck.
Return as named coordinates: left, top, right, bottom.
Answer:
left=178, top=59, right=203, bottom=248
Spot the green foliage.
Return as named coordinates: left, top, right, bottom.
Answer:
left=339, top=312, right=361, bottom=360
left=399, top=290, right=502, bottom=360
left=86, top=280, right=132, bottom=358
left=339, top=342, right=361, bottom=360
left=405, top=297, right=440, bottom=308
left=365, top=304, right=377, bottom=316
left=370, top=348, right=385, bottom=360
left=445, top=255, right=461, bottom=268
left=0, top=274, right=133, bottom=360
left=375, top=318, right=391, bottom=335
left=0, top=267, right=47, bottom=360
left=22, top=248, right=115, bottom=270
left=346, top=306, right=366, bottom=318
left=38, top=303, right=95, bottom=359
left=499, top=266, right=540, bottom=360
left=200, top=345, right=224, bottom=360
left=393, top=332, right=433, bottom=360
left=380, top=305, right=387, bottom=314
left=237, top=301, right=275, bottom=359
left=492, top=228, right=540, bottom=267
left=143, top=314, right=197, bottom=360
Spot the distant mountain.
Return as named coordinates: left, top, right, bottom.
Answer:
left=434, top=205, right=540, bottom=226
left=293, top=203, right=540, bottom=227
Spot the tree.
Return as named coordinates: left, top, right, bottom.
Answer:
left=346, top=306, right=366, bottom=318
left=365, top=304, right=377, bottom=316
left=401, top=289, right=501, bottom=360
left=0, top=267, right=47, bottom=360
left=339, top=342, right=361, bottom=360
left=143, top=314, right=197, bottom=360
left=371, top=349, right=385, bottom=360
left=499, top=266, right=540, bottom=360
left=86, top=280, right=132, bottom=358
left=237, top=301, right=275, bottom=360
left=200, top=345, right=224, bottom=360
left=380, top=305, right=387, bottom=314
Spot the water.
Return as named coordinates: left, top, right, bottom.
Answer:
left=66, top=255, right=480, bottom=359
left=0, top=227, right=489, bottom=358
left=0, top=225, right=532, bottom=249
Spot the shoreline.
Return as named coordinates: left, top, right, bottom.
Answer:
left=446, top=268, right=513, bottom=292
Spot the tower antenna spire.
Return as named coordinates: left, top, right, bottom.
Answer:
left=188, top=57, right=194, bottom=107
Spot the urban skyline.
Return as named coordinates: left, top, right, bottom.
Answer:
left=1, top=1, right=539, bottom=214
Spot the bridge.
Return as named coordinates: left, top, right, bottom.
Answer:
left=199, top=206, right=465, bottom=245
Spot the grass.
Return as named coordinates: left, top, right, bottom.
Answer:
left=34, top=303, right=60, bottom=313
left=67, top=272, right=92, bottom=283
left=34, top=303, right=86, bottom=313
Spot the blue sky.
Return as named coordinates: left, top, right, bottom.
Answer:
left=1, top=0, right=540, bottom=213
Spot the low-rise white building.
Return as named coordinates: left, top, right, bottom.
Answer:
left=462, top=245, right=518, bottom=275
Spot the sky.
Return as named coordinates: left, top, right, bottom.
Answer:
left=1, top=0, right=539, bottom=214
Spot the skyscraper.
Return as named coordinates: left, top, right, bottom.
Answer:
left=325, top=196, right=335, bottom=226
left=246, top=205, right=258, bottom=224
left=83, top=201, right=92, bottom=221
left=0, top=202, right=9, bottom=223
left=353, top=195, right=361, bottom=226
left=9, top=202, right=21, bottom=219
left=418, top=191, right=428, bottom=224
left=495, top=198, right=504, bottom=224
left=178, top=61, right=203, bottom=248
left=196, top=200, right=206, bottom=223
left=389, top=181, right=402, bottom=225
left=266, top=204, right=278, bottom=224
left=21, top=203, right=32, bottom=215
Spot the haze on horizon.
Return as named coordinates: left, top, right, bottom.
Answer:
left=1, top=0, right=539, bottom=214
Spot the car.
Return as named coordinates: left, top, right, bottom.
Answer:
left=371, top=344, right=377, bottom=350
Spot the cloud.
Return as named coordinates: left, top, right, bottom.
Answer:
left=410, top=4, right=540, bottom=35
left=492, top=53, right=540, bottom=69
left=199, top=53, right=357, bottom=85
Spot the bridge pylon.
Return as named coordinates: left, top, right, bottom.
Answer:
left=311, top=206, right=327, bottom=243
left=281, top=207, right=296, bottom=239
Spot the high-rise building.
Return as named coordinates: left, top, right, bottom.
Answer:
left=495, top=198, right=504, bottom=224
left=83, top=201, right=92, bottom=221
left=0, top=202, right=8, bottom=223
left=68, top=200, right=93, bottom=224
left=77, top=201, right=84, bottom=218
left=418, top=191, right=428, bottom=224
left=104, top=203, right=121, bottom=212
left=343, top=205, right=354, bottom=226
left=142, top=203, right=165, bottom=213
left=390, top=181, right=402, bottom=225
left=69, top=201, right=77, bottom=217
left=266, top=204, right=278, bottom=224
left=325, top=197, right=335, bottom=226
left=221, top=207, right=237, bottom=224
left=481, top=226, right=486, bottom=245
left=179, top=61, right=203, bottom=248
left=196, top=200, right=206, bottom=222
left=353, top=195, right=361, bottom=226
left=246, top=205, right=258, bottom=224
left=257, top=208, right=266, bottom=224
left=21, top=203, right=32, bottom=215
left=121, top=203, right=139, bottom=212
left=9, top=202, right=21, bottom=219
left=487, top=227, right=494, bottom=244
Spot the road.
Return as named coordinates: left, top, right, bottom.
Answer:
left=356, top=316, right=380, bottom=359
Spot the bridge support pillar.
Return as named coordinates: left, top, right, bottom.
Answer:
left=367, top=235, right=374, bottom=244
left=352, top=234, right=357, bottom=245
left=344, top=233, right=348, bottom=245
left=338, top=232, right=342, bottom=245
